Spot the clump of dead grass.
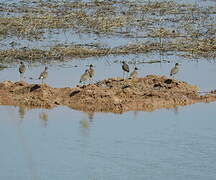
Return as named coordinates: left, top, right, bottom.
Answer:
left=0, top=36, right=215, bottom=63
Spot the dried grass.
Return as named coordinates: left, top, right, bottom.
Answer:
left=0, top=0, right=215, bottom=60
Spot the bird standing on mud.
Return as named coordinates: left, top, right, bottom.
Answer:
left=129, top=67, right=138, bottom=79
left=79, top=69, right=90, bottom=84
left=87, top=64, right=95, bottom=82
left=19, top=61, right=26, bottom=81
left=170, top=63, right=179, bottom=77
left=38, top=67, right=48, bottom=84
left=122, top=61, right=129, bottom=79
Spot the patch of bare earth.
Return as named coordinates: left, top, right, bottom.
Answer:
left=0, top=75, right=216, bottom=113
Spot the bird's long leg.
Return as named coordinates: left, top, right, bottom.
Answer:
left=123, top=71, right=125, bottom=79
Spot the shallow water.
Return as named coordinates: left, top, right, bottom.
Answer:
left=1, top=53, right=216, bottom=92
left=0, top=102, right=216, bottom=180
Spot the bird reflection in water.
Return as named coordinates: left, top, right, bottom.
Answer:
left=18, top=106, right=26, bottom=122
left=79, top=111, right=95, bottom=136
left=133, top=111, right=139, bottom=120
left=39, top=111, right=48, bottom=127
left=86, top=111, right=95, bottom=122
left=79, top=118, right=90, bottom=136
left=173, top=106, right=179, bottom=115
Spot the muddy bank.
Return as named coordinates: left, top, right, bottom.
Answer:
left=0, top=75, right=216, bottom=113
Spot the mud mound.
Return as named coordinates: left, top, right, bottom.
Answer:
left=0, top=75, right=216, bottom=113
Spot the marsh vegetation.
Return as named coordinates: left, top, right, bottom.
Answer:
left=0, top=0, right=215, bottom=65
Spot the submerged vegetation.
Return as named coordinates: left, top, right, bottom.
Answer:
left=0, top=0, right=215, bottom=64
left=0, top=37, right=215, bottom=63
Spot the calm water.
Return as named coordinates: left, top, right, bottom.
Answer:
left=0, top=102, right=216, bottom=180
left=1, top=53, right=216, bottom=92
left=1, top=28, right=216, bottom=180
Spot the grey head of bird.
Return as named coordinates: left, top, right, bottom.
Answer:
left=19, top=61, right=26, bottom=74
left=89, top=64, right=93, bottom=68
left=88, top=65, right=95, bottom=78
left=175, top=63, right=179, bottom=67
left=134, top=67, right=138, bottom=70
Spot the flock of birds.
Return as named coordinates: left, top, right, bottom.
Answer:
left=19, top=62, right=48, bottom=84
left=121, top=61, right=179, bottom=78
left=18, top=61, right=180, bottom=84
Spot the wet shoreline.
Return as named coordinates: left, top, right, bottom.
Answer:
left=1, top=75, right=216, bottom=113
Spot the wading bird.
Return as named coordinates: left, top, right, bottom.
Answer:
left=122, top=61, right=129, bottom=79
left=88, top=64, right=95, bottom=82
left=38, top=67, right=48, bottom=84
left=170, top=63, right=179, bottom=77
left=19, top=61, right=26, bottom=81
left=79, top=69, right=90, bottom=84
left=129, top=67, right=138, bottom=79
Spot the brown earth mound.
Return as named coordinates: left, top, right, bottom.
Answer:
left=0, top=75, right=216, bottom=113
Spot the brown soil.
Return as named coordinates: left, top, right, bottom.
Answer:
left=0, top=75, right=216, bottom=113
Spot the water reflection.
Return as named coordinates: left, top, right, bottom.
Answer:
left=79, top=112, right=95, bottom=136
left=173, top=106, right=179, bottom=115
left=80, top=119, right=90, bottom=136
left=1, top=102, right=216, bottom=180
left=80, top=119, right=89, bottom=129
left=39, top=111, right=48, bottom=127
left=86, top=111, right=95, bottom=122
left=133, top=111, right=139, bottom=120
left=18, top=106, right=26, bottom=121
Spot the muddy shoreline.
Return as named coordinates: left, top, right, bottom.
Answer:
left=0, top=75, right=216, bottom=113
